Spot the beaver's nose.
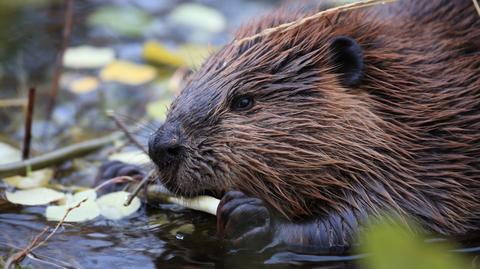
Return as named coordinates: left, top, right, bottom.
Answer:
left=148, top=124, right=184, bottom=169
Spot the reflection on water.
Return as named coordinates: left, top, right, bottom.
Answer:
left=0, top=203, right=361, bottom=268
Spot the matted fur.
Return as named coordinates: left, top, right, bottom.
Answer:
left=154, top=0, right=480, bottom=236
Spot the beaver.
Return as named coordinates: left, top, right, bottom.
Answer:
left=102, top=0, right=480, bottom=253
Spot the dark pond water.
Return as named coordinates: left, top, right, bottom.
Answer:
left=0, top=0, right=362, bottom=268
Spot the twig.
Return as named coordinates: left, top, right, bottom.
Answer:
left=4, top=199, right=87, bottom=269
left=44, top=0, right=74, bottom=127
left=106, top=110, right=148, bottom=154
left=22, top=87, right=36, bottom=160
left=124, top=170, right=155, bottom=206
left=473, top=0, right=480, bottom=16
left=0, top=98, right=27, bottom=108
left=234, top=0, right=397, bottom=46
left=0, top=132, right=123, bottom=177
left=94, top=175, right=137, bottom=192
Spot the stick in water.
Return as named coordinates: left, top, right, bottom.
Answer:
left=22, top=87, right=36, bottom=160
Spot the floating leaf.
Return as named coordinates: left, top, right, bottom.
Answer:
left=46, top=189, right=99, bottom=222
left=0, top=142, right=21, bottom=165
left=5, top=187, right=65, bottom=206
left=358, top=219, right=469, bottom=269
left=46, top=199, right=100, bottom=222
left=146, top=99, right=172, bottom=122
left=63, top=46, right=115, bottom=69
left=3, top=169, right=53, bottom=189
left=143, top=41, right=212, bottom=68
left=69, top=76, right=99, bottom=94
left=87, top=6, right=152, bottom=37
left=100, top=60, right=157, bottom=86
left=109, top=151, right=150, bottom=165
left=96, top=191, right=141, bottom=220
left=143, top=41, right=184, bottom=67
left=168, top=3, right=226, bottom=33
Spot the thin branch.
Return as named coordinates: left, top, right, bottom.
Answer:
left=234, top=0, right=397, bottom=46
left=0, top=132, right=123, bottom=178
left=22, top=87, right=36, bottom=160
left=94, top=175, right=137, bottom=192
left=45, top=0, right=74, bottom=124
left=106, top=110, right=148, bottom=154
left=4, top=199, right=87, bottom=269
left=124, top=170, right=155, bottom=206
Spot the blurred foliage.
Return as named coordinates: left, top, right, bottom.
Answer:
left=87, top=6, right=152, bottom=37
left=358, top=218, right=471, bottom=269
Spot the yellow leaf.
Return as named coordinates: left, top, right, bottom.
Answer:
left=100, top=60, right=157, bottom=86
left=96, top=191, right=141, bottom=220
left=109, top=151, right=150, bottom=165
left=69, top=76, right=99, bottom=94
left=5, top=187, right=65, bottom=206
left=4, top=169, right=53, bottom=189
left=143, top=41, right=213, bottom=68
left=143, top=41, right=185, bottom=67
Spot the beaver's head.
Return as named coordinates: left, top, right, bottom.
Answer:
left=148, top=13, right=410, bottom=219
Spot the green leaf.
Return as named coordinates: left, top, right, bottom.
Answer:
left=168, top=3, right=226, bottom=34
left=87, top=6, right=152, bottom=37
left=63, top=46, right=115, bottom=69
left=358, top=219, right=469, bottom=269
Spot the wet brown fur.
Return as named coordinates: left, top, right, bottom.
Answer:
left=158, top=0, right=480, bottom=237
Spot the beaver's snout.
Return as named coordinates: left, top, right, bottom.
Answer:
left=148, top=122, right=184, bottom=170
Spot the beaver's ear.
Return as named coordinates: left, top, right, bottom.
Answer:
left=330, top=36, right=364, bottom=86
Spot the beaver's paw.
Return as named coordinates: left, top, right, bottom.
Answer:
left=98, top=160, right=145, bottom=180
left=217, top=191, right=273, bottom=250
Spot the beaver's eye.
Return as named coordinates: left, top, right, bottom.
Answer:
left=231, top=95, right=254, bottom=111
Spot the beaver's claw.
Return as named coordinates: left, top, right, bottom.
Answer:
left=216, top=191, right=272, bottom=250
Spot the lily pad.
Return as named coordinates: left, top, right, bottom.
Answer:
left=5, top=187, right=65, bottom=206
left=100, top=60, right=157, bottom=86
left=63, top=46, right=115, bottom=69
left=46, top=199, right=100, bottom=222
left=46, top=189, right=99, bottom=222
left=3, top=169, right=53, bottom=189
left=96, top=191, right=141, bottom=220
left=143, top=41, right=212, bottom=68
left=87, top=6, right=152, bottom=37
left=168, top=3, right=226, bottom=33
